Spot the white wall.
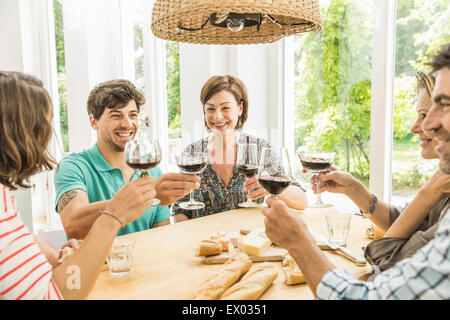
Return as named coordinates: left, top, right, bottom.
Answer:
left=0, top=1, right=24, bottom=71
left=0, top=0, right=32, bottom=232
left=0, top=0, right=57, bottom=232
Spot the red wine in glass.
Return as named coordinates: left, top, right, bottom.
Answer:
left=299, top=158, right=332, bottom=172
left=258, top=176, right=291, bottom=195
left=126, top=160, right=161, bottom=171
left=177, top=162, right=207, bottom=174
left=238, top=164, right=259, bottom=178
left=258, top=147, right=293, bottom=201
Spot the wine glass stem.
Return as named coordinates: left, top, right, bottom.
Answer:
left=189, top=189, right=194, bottom=204
left=315, top=175, right=323, bottom=204
left=245, top=178, right=253, bottom=204
left=140, top=171, right=149, bottom=177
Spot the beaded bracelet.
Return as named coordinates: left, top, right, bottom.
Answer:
left=98, top=210, right=125, bottom=228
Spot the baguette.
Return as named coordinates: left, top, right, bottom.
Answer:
left=192, top=252, right=252, bottom=300
left=196, top=239, right=223, bottom=256
left=220, top=263, right=278, bottom=300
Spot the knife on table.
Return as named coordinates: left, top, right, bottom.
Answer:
left=308, top=228, right=367, bottom=266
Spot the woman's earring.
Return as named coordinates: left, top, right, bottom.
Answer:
left=237, top=117, right=242, bottom=128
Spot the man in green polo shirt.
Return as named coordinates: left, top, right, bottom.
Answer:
left=54, top=79, right=199, bottom=239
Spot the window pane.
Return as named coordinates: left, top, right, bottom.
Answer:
left=391, top=0, right=450, bottom=205
left=165, top=41, right=182, bottom=169
left=292, top=0, right=374, bottom=209
left=132, top=2, right=145, bottom=94
left=53, top=0, right=69, bottom=153
left=166, top=41, right=181, bottom=140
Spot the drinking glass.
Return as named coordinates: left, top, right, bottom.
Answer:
left=124, top=139, right=162, bottom=177
left=298, top=152, right=335, bottom=208
left=175, top=145, right=208, bottom=210
left=124, top=115, right=162, bottom=205
left=258, top=148, right=292, bottom=199
left=107, top=237, right=136, bottom=278
left=325, top=209, right=352, bottom=246
left=237, top=143, right=260, bottom=208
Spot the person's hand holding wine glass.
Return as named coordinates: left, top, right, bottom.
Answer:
left=307, top=166, right=358, bottom=195
left=298, top=152, right=335, bottom=208
left=174, top=144, right=208, bottom=210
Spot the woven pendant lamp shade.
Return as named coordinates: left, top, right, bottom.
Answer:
left=151, top=0, right=323, bottom=45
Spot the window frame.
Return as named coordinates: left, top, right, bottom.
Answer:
left=369, top=0, right=397, bottom=202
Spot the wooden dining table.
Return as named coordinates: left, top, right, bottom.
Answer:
left=87, top=207, right=374, bottom=300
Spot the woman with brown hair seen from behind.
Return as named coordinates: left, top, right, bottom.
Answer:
left=172, top=75, right=307, bottom=221
left=0, top=71, right=156, bottom=299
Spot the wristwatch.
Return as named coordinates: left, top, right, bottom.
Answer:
left=360, top=194, right=377, bottom=218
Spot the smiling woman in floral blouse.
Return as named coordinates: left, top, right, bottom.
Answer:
left=172, top=75, right=308, bottom=221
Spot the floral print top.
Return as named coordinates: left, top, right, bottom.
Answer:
left=171, top=133, right=304, bottom=219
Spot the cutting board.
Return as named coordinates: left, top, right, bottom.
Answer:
left=203, top=230, right=333, bottom=264
left=204, top=245, right=288, bottom=264
left=238, top=228, right=333, bottom=250
left=202, top=227, right=335, bottom=264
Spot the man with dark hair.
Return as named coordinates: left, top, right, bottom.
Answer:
left=262, top=43, right=450, bottom=299
left=55, top=79, right=199, bottom=239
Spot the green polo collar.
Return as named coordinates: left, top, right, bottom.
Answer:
left=86, top=144, right=118, bottom=172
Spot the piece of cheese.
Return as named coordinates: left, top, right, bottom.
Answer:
left=282, top=254, right=307, bottom=285
left=283, top=267, right=307, bottom=285
left=242, top=228, right=272, bottom=256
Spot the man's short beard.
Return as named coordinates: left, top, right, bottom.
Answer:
left=108, top=139, right=124, bottom=153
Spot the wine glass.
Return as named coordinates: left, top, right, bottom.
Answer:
left=237, top=143, right=260, bottom=208
left=124, top=139, right=162, bottom=177
left=298, top=152, right=335, bottom=208
left=124, top=115, right=162, bottom=205
left=175, top=145, right=208, bottom=210
left=258, top=147, right=293, bottom=200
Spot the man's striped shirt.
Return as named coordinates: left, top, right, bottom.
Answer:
left=317, top=209, right=450, bottom=299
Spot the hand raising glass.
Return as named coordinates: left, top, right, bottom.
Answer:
left=298, top=152, right=335, bottom=208
left=175, top=145, right=208, bottom=210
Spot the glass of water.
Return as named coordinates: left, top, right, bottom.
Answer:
left=325, top=209, right=352, bottom=246
left=107, top=237, right=136, bottom=278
